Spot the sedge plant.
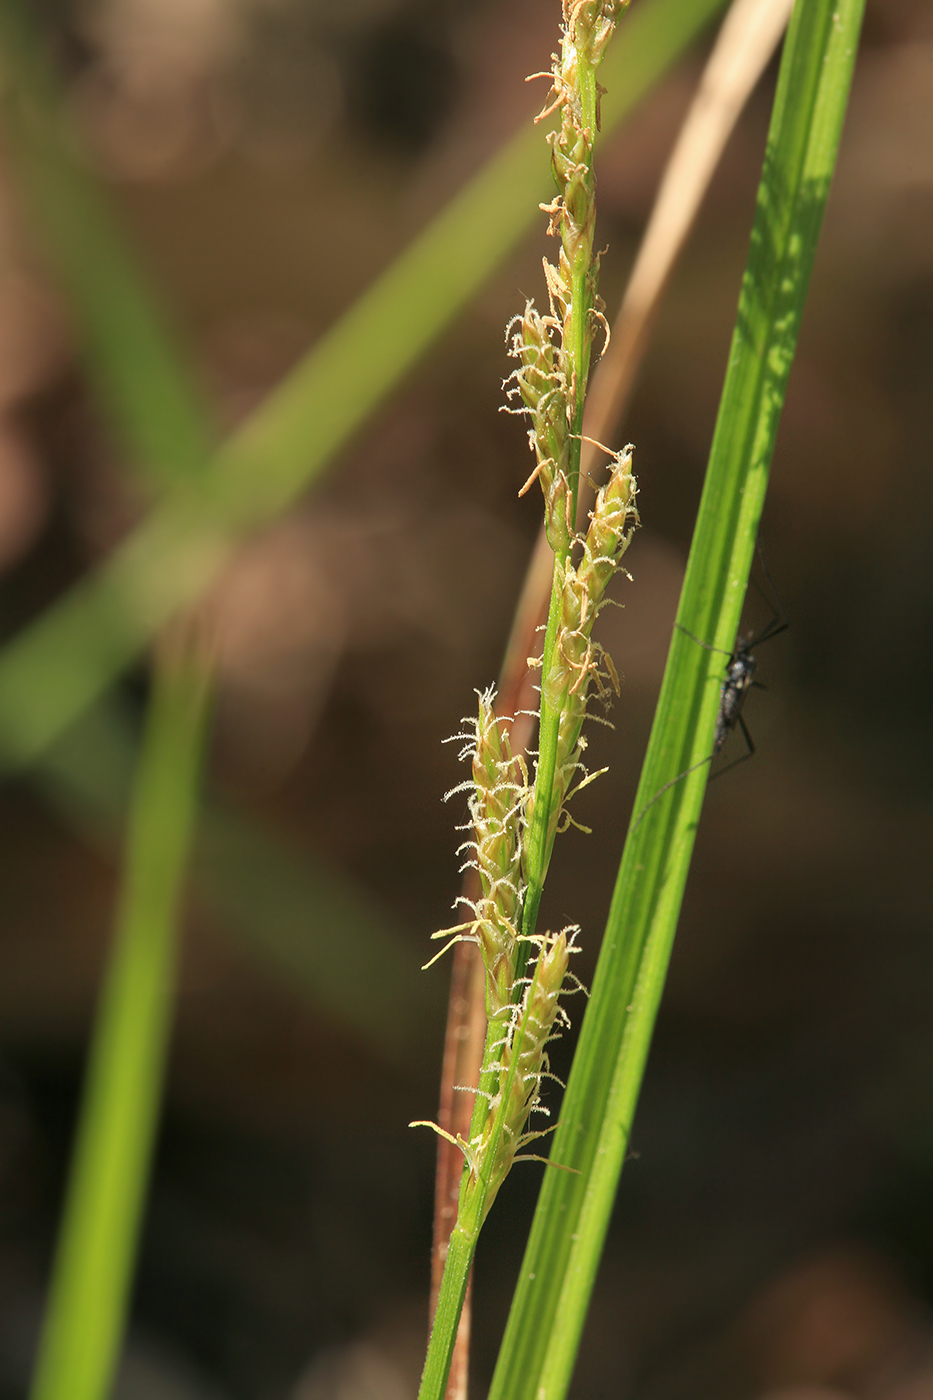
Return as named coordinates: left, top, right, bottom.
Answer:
left=419, top=0, right=866, bottom=1397
left=0, top=9, right=731, bottom=1400
left=415, top=5, right=640, bottom=1396
left=0, top=0, right=865, bottom=1395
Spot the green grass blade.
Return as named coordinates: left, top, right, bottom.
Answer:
left=487, top=2, right=866, bottom=1396
left=28, top=639, right=213, bottom=1400
left=0, top=0, right=727, bottom=776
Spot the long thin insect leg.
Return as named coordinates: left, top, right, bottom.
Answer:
left=628, top=752, right=714, bottom=834
left=710, top=713, right=756, bottom=782
left=750, top=544, right=790, bottom=642
left=674, top=621, right=731, bottom=656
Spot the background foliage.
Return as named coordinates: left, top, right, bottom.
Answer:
left=0, top=1, right=931, bottom=1398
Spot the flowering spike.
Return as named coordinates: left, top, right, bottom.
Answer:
left=470, top=927, right=577, bottom=1220
left=423, top=2, right=634, bottom=1281
left=433, top=689, right=531, bottom=1020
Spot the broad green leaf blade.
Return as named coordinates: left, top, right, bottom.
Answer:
left=488, top=2, right=866, bottom=1397
left=0, top=0, right=728, bottom=776
left=28, top=638, right=212, bottom=1400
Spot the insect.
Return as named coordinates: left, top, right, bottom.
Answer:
left=690, top=584, right=788, bottom=766
left=630, top=566, right=788, bottom=831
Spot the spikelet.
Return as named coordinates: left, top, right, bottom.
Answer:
left=416, top=927, right=576, bottom=1223
left=524, top=445, right=638, bottom=861
left=418, top=0, right=634, bottom=1240
left=476, top=926, right=575, bottom=1219
left=504, top=0, right=631, bottom=552
left=505, top=300, right=574, bottom=554
left=433, top=688, right=529, bottom=1020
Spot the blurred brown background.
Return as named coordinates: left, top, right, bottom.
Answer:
left=0, top=0, right=932, bottom=1396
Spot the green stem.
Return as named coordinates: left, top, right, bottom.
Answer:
left=566, top=57, right=600, bottom=518
left=421, top=1010, right=511, bottom=1398
left=418, top=1212, right=481, bottom=1400
left=420, top=944, right=560, bottom=1400
left=418, top=1055, right=511, bottom=1399
left=516, top=564, right=564, bottom=975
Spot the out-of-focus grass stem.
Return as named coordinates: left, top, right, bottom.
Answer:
left=29, top=632, right=212, bottom=1400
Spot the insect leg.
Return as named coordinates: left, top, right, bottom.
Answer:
left=748, top=544, right=790, bottom=645
left=628, top=751, right=714, bottom=834
left=674, top=621, right=731, bottom=656
left=709, top=712, right=756, bottom=782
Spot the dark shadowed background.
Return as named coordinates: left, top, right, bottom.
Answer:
left=0, top=0, right=932, bottom=1397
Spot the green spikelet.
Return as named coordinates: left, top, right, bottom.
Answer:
left=432, top=689, right=529, bottom=1020
left=465, top=925, right=576, bottom=1223
left=525, top=444, right=638, bottom=864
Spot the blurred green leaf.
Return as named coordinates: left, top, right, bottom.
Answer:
left=0, top=0, right=728, bottom=775
left=0, top=3, right=433, bottom=1050
left=34, top=701, right=436, bottom=1058
left=28, top=637, right=212, bottom=1400
left=0, top=5, right=211, bottom=488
